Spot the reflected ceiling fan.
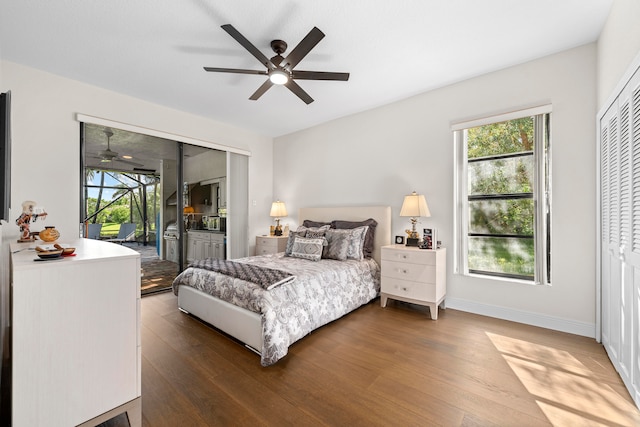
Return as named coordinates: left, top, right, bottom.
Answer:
left=204, top=24, right=350, bottom=104
left=89, top=128, right=143, bottom=167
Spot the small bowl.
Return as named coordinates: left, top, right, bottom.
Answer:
left=52, top=243, right=75, bottom=256
left=61, top=247, right=76, bottom=256
left=36, top=250, right=63, bottom=259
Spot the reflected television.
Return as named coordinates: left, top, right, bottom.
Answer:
left=0, top=91, right=10, bottom=221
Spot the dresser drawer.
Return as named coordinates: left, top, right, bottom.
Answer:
left=381, top=259, right=436, bottom=283
left=381, top=277, right=436, bottom=301
left=256, top=236, right=287, bottom=255
left=381, top=247, right=436, bottom=265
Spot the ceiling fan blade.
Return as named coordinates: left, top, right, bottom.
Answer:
left=133, top=168, right=158, bottom=174
left=284, top=80, right=314, bottom=104
left=221, top=24, right=275, bottom=70
left=204, top=67, right=267, bottom=76
left=116, top=158, right=144, bottom=167
left=249, top=79, right=274, bottom=101
left=292, top=70, right=350, bottom=81
left=280, top=27, right=325, bottom=70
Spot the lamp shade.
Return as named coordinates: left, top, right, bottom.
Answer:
left=270, top=200, right=288, bottom=218
left=399, top=191, right=431, bottom=218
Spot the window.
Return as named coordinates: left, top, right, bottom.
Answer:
left=453, top=107, right=551, bottom=284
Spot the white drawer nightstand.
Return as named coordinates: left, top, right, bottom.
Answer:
left=256, top=235, right=288, bottom=255
left=380, top=245, right=446, bottom=320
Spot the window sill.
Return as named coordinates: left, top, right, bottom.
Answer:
left=458, top=271, right=548, bottom=287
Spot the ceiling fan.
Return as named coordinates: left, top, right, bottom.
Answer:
left=89, top=128, right=143, bottom=167
left=204, top=24, right=350, bottom=104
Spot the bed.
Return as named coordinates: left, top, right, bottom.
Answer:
left=173, top=206, right=391, bottom=366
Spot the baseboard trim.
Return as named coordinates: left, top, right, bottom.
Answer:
left=446, top=297, right=596, bottom=338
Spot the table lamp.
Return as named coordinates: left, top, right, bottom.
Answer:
left=270, top=200, right=287, bottom=236
left=399, top=191, right=430, bottom=246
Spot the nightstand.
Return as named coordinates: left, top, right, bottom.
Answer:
left=256, top=235, right=288, bottom=255
left=380, top=244, right=446, bottom=320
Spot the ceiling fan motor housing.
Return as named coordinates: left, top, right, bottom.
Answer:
left=270, top=40, right=287, bottom=55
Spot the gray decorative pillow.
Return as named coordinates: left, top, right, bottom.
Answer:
left=332, top=218, right=378, bottom=259
left=296, top=224, right=330, bottom=246
left=305, top=229, right=326, bottom=239
left=284, top=231, right=305, bottom=256
left=323, top=226, right=368, bottom=260
left=296, top=224, right=330, bottom=235
left=290, top=237, right=324, bottom=261
left=302, top=219, right=331, bottom=228
left=323, top=230, right=350, bottom=261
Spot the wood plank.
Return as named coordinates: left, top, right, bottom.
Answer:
left=101, top=292, right=640, bottom=426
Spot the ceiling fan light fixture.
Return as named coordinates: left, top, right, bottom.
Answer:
left=206, top=25, right=349, bottom=104
left=269, top=69, right=289, bottom=85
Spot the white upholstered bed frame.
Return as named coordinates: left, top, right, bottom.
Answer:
left=177, top=205, right=392, bottom=353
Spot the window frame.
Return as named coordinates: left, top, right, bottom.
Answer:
left=453, top=106, right=552, bottom=285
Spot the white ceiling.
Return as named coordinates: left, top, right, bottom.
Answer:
left=0, top=0, right=613, bottom=137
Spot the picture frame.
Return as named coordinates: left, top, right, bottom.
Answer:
left=422, top=228, right=436, bottom=249
left=395, top=235, right=405, bottom=245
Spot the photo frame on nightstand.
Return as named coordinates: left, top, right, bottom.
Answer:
left=395, top=235, right=405, bottom=245
left=422, top=228, right=436, bottom=249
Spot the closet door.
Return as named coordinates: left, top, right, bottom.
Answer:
left=627, top=73, right=640, bottom=402
left=600, top=102, right=619, bottom=359
left=600, top=68, right=640, bottom=408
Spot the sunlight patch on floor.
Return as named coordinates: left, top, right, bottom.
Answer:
left=487, top=332, right=640, bottom=426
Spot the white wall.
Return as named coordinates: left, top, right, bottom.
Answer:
left=274, top=44, right=598, bottom=336
left=597, top=0, right=640, bottom=108
left=0, top=60, right=274, bottom=252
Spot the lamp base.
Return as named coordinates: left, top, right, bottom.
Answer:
left=406, top=238, right=419, bottom=247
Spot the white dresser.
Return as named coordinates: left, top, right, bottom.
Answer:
left=380, top=245, right=446, bottom=320
left=255, top=235, right=288, bottom=255
left=10, top=238, right=141, bottom=427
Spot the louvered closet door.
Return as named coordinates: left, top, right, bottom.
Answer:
left=600, top=100, right=621, bottom=360
left=600, top=68, right=640, bottom=408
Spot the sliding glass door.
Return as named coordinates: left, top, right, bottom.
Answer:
left=80, top=121, right=245, bottom=295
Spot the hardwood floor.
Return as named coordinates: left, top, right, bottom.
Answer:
left=105, top=292, right=640, bottom=426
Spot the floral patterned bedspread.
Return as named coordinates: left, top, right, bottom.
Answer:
left=172, top=253, right=380, bottom=366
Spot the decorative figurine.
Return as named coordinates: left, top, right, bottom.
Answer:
left=15, top=200, right=47, bottom=242
left=405, top=228, right=419, bottom=240
left=405, top=228, right=419, bottom=246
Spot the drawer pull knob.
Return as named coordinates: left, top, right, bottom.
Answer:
left=402, top=287, right=408, bottom=291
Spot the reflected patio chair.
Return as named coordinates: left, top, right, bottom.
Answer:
left=105, top=223, right=137, bottom=245
left=87, top=223, right=102, bottom=239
